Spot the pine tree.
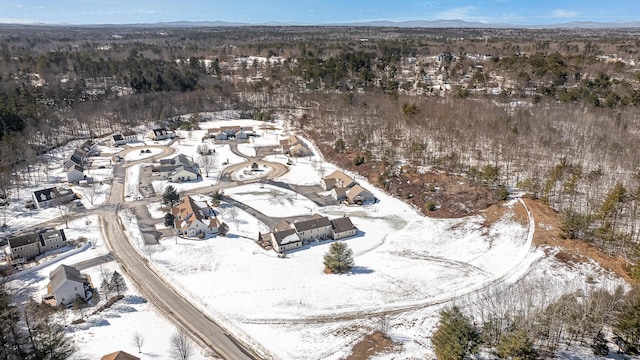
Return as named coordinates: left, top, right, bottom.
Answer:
left=0, top=281, right=26, bottom=359
left=162, top=185, right=180, bottom=206
left=24, top=298, right=74, bottom=359
left=432, top=306, right=481, bottom=360
left=110, top=271, right=127, bottom=296
left=497, top=329, right=537, bottom=359
left=164, top=212, right=176, bottom=227
left=323, top=241, right=354, bottom=274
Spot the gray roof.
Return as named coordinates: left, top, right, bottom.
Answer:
left=50, top=265, right=83, bottom=292
left=122, top=130, right=137, bottom=137
left=112, top=133, right=124, bottom=141
left=33, top=187, right=58, bottom=203
left=171, top=165, right=197, bottom=176
left=331, top=217, right=356, bottom=233
left=8, top=233, right=40, bottom=248
left=272, top=229, right=300, bottom=246
left=40, top=229, right=66, bottom=243
left=293, top=216, right=331, bottom=232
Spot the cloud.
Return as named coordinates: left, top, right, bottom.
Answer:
left=552, top=9, right=580, bottom=18
left=437, top=6, right=475, bottom=20
left=0, top=17, right=36, bottom=24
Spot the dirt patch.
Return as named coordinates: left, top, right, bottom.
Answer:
left=346, top=331, right=399, bottom=360
left=524, top=198, right=633, bottom=283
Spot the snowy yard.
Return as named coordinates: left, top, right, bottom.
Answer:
left=224, top=183, right=318, bottom=217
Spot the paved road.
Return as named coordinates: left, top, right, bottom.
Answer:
left=219, top=194, right=312, bottom=229
left=102, top=163, right=259, bottom=360
left=72, top=252, right=115, bottom=271
left=263, top=180, right=338, bottom=207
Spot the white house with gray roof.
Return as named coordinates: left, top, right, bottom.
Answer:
left=48, top=264, right=85, bottom=306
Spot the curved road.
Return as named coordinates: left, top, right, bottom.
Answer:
left=101, top=161, right=260, bottom=359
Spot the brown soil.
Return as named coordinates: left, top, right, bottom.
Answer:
left=346, top=331, right=398, bottom=360
left=523, top=198, right=633, bottom=283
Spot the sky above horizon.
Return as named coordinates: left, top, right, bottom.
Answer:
left=0, top=1, right=639, bottom=25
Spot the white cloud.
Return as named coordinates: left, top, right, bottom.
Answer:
left=552, top=9, right=580, bottom=18
left=435, top=6, right=490, bottom=22
left=0, top=17, right=36, bottom=24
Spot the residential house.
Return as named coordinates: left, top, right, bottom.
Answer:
left=101, top=351, right=140, bottom=360
left=172, top=196, right=220, bottom=237
left=111, top=131, right=138, bottom=146
left=32, top=187, right=76, bottom=209
left=122, top=130, right=138, bottom=143
left=289, top=143, right=312, bottom=157
left=169, top=165, right=198, bottom=182
left=48, top=264, right=85, bottom=306
left=346, top=185, right=375, bottom=204
left=331, top=217, right=357, bottom=240
left=279, top=135, right=300, bottom=153
left=111, top=133, right=126, bottom=146
left=149, top=128, right=175, bottom=141
left=235, top=128, right=249, bottom=140
left=292, top=215, right=332, bottom=243
left=6, top=233, right=39, bottom=261
left=66, top=165, right=85, bottom=183
left=331, top=187, right=348, bottom=201
left=5, top=229, right=67, bottom=261
left=321, top=170, right=356, bottom=191
left=206, top=128, right=220, bottom=138
left=159, top=154, right=199, bottom=182
left=220, top=126, right=241, bottom=136
left=271, top=229, right=302, bottom=253
left=78, top=140, right=98, bottom=156
left=261, top=215, right=358, bottom=253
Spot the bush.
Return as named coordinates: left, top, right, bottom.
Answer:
left=496, top=329, right=537, bottom=359
left=197, top=233, right=205, bottom=239
left=432, top=306, right=481, bottom=360
left=353, top=155, right=365, bottom=166
left=426, top=201, right=437, bottom=211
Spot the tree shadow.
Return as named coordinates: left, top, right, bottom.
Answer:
left=350, top=266, right=374, bottom=274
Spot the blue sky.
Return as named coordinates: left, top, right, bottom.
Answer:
left=0, top=1, right=639, bottom=25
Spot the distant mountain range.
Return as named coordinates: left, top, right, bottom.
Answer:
left=3, top=19, right=640, bottom=29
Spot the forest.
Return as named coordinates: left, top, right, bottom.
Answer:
left=1, top=24, right=640, bottom=357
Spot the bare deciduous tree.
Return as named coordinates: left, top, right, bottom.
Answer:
left=170, top=329, right=194, bottom=360
left=131, top=331, right=145, bottom=353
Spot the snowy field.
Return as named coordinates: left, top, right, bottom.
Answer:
left=224, top=183, right=318, bottom=217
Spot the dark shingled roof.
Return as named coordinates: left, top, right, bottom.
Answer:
left=8, top=233, right=40, bottom=248
left=293, top=216, right=331, bottom=232
left=331, top=217, right=356, bottom=233
left=272, top=229, right=300, bottom=246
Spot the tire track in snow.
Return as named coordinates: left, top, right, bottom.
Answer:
left=241, top=197, right=538, bottom=325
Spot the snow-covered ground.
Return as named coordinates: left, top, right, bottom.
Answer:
left=6, top=215, right=209, bottom=360
left=224, top=183, right=318, bottom=217
left=6, top=113, right=632, bottom=359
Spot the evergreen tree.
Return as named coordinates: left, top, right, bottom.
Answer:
left=591, top=331, right=609, bottom=356
left=162, top=185, right=180, bottom=206
left=24, top=298, right=74, bottom=359
left=323, top=241, right=354, bottom=274
left=218, top=222, right=229, bottom=236
left=0, top=282, right=26, bottom=359
left=432, top=306, right=481, bottom=360
left=497, top=329, right=537, bottom=359
left=164, top=212, right=176, bottom=227
left=110, top=271, right=128, bottom=296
